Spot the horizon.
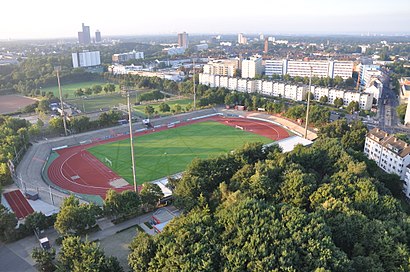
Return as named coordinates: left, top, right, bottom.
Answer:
left=1, top=0, right=409, bottom=40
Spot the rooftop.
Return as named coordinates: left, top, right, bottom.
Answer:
left=367, top=128, right=410, bottom=158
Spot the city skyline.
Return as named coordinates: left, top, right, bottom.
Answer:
left=1, top=0, right=409, bottom=39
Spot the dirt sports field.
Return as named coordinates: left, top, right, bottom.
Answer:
left=0, top=94, right=37, bottom=114
left=46, top=116, right=290, bottom=198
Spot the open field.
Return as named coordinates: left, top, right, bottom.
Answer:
left=0, top=94, right=37, bottom=114
left=40, top=80, right=119, bottom=98
left=88, top=121, right=272, bottom=184
left=67, top=93, right=136, bottom=112
left=133, top=98, right=193, bottom=117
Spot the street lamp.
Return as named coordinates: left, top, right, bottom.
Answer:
left=127, top=92, right=138, bottom=193
left=55, top=66, right=68, bottom=136
left=304, top=66, right=313, bottom=139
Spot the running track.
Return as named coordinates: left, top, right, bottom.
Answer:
left=47, top=116, right=289, bottom=199
left=3, top=190, right=34, bottom=219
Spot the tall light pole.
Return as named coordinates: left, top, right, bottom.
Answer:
left=127, top=92, right=138, bottom=193
left=192, top=56, right=196, bottom=111
left=55, top=66, right=68, bottom=136
left=304, top=66, right=313, bottom=139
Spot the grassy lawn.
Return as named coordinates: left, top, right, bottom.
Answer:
left=67, top=93, right=136, bottom=112
left=134, top=98, right=193, bottom=118
left=40, top=80, right=119, bottom=98
left=88, top=121, right=272, bottom=184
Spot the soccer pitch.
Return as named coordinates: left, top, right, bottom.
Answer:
left=87, top=121, right=272, bottom=184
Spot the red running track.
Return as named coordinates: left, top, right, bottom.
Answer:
left=3, top=190, right=34, bottom=219
left=47, top=116, right=289, bottom=199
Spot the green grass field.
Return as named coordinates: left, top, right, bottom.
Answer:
left=68, top=93, right=135, bottom=112
left=88, top=121, right=272, bottom=184
left=133, top=99, right=193, bottom=118
left=41, top=80, right=119, bottom=98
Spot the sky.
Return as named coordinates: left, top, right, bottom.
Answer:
left=1, top=0, right=409, bottom=39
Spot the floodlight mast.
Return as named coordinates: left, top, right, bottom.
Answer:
left=127, top=92, right=138, bottom=193
left=193, top=56, right=196, bottom=111
left=55, top=66, right=68, bottom=136
left=304, top=66, right=313, bottom=139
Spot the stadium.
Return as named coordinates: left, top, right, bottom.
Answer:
left=41, top=110, right=290, bottom=203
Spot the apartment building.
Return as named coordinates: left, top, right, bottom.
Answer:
left=203, top=59, right=239, bottom=77
left=265, top=59, right=353, bottom=79
left=199, top=74, right=373, bottom=110
left=364, top=128, right=410, bottom=181
left=242, top=56, right=263, bottom=79
left=265, top=60, right=285, bottom=76
left=72, top=51, right=101, bottom=68
left=112, top=51, right=144, bottom=63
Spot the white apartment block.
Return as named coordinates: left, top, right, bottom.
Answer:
left=198, top=74, right=373, bottom=110
left=364, top=78, right=383, bottom=105
left=228, top=77, right=238, bottom=90
left=247, top=80, right=256, bottom=93
left=265, top=60, right=285, bottom=76
left=237, top=79, right=248, bottom=92
left=364, top=128, right=410, bottom=183
left=261, top=81, right=273, bottom=96
left=405, top=167, right=410, bottom=198
left=242, top=56, right=263, bottom=79
left=72, top=51, right=101, bottom=68
left=112, top=51, right=144, bottom=63
left=265, top=59, right=353, bottom=79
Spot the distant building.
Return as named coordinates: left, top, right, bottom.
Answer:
left=203, top=59, right=239, bottom=77
left=195, top=44, right=208, bottom=51
left=95, top=30, right=101, bottom=43
left=359, top=64, right=381, bottom=86
left=112, top=51, right=144, bottom=63
left=78, top=23, right=91, bottom=44
left=264, top=59, right=353, bottom=79
left=242, top=55, right=263, bottom=79
left=72, top=51, right=101, bottom=68
left=178, top=32, right=189, bottom=48
left=263, top=38, right=269, bottom=54
left=364, top=128, right=410, bottom=182
left=237, top=33, right=247, bottom=45
left=163, top=47, right=186, bottom=56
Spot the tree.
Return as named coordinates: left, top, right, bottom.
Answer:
left=92, top=84, right=102, bottom=95
left=334, top=97, right=344, bottom=108
left=84, top=87, right=93, bottom=96
left=25, top=212, right=48, bottom=232
left=69, top=116, right=90, bottom=133
left=158, top=102, right=170, bottom=112
left=128, top=232, right=157, bottom=272
left=144, top=105, right=155, bottom=117
left=104, top=189, right=141, bottom=219
left=173, top=104, right=182, bottom=113
left=346, top=101, right=359, bottom=114
left=54, top=195, right=99, bottom=235
left=57, top=236, right=123, bottom=272
left=37, top=99, right=50, bottom=112
left=304, top=91, right=314, bottom=101
left=32, top=247, right=56, bottom=272
left=74, top=88, right=84, bottom=97
left=140, top=183, right=164, bottom=210
left=0, top=204, right=17, bottom=242
left=319, top=95, right=328, bottom=104
left=397, top=103, right=407, bottom=123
